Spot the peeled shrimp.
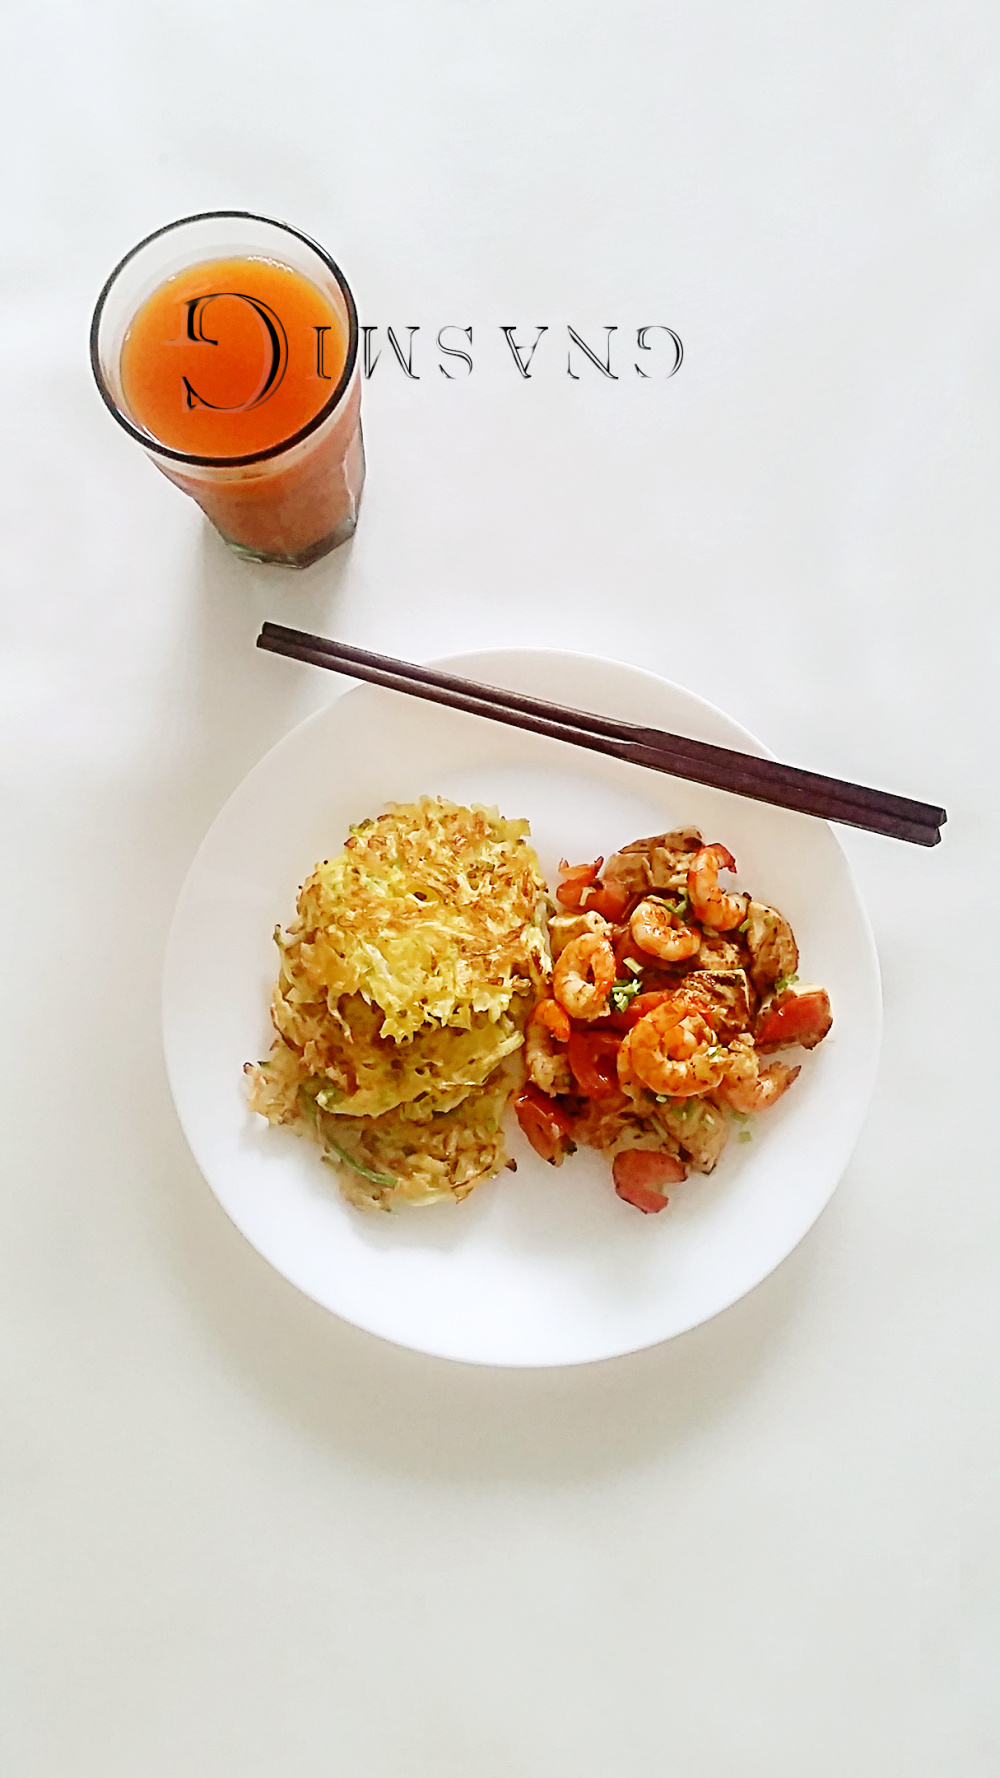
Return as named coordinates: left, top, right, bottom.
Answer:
left=687, top=843, right=749, bottom=932
left=716, top=1034, right=800, bottom=1112
left=620, top=997, right=725, bottom=1099
left=548, top=908, right=608, bottom=963
left=525, top=998, right=573, bottom=1096
left=553, top=930, right=616, bottom=1021
left=629, top=897, right=702, bottom=963
left=718, top=1059, right=800, bottom=1113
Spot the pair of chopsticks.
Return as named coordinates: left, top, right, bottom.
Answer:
left=256, top=623, right=946, bottom=847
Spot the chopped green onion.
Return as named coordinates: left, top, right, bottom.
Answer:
left=738, top=1130, right=753, bottom=1144
left=609, top=977, right=642, bottom=1014
left=623, top=956, right=643, bottom=975
left=774, top=973, right=800, bottom=995
left=323, top=1140, right=397, bottom=1189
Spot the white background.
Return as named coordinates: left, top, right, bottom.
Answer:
left=1, top=2, right=996, bottom=1773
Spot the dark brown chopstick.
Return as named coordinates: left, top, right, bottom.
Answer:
left=257, top=623, right=945, bottom=847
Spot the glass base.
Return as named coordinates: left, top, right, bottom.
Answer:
left=219, top=509, right=358, bottom=569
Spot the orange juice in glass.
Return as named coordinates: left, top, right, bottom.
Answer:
left=91, top=211, right=363, bottom=567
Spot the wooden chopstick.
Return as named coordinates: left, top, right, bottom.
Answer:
left=261, top=626, right=945, bottom=831
left=256, top=623, right=945, bottom=847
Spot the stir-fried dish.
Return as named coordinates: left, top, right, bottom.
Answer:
left=247, top=809, right=831, bottom=1217
left=513, top=829, right=832, bottom=1213
left=245, top=798, right=550, bottom=1209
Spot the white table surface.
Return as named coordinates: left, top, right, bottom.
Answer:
left=2, top=4, right=996, bottom=1773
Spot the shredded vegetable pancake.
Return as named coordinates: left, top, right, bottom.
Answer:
left=246, top=799, right=551, bottom=1209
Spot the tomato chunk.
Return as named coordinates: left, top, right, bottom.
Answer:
left=582, top=881, right=631, bottom=921
left=755, top=984, right=832, bottom=1052
left=555, top=857, right=603, bottom=909
left=612, top=1149, right=687, bottom=1213
left=613, top=928, right=652, bottom=973
left=514, top=1084, right=575, bottom=1164
left=567, top=1029, right=622, bottom=1097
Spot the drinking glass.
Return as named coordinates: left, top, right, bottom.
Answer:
left=90, top=210, right=364, bottom=568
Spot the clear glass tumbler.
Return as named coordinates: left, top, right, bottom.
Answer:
left=90, top=210, right=364, bottom=568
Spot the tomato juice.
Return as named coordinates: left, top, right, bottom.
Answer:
left=120, top=257, right=348, bottom=458
left=92, top=216, right=364, bottom=567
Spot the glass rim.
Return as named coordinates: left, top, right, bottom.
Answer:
left=89, top=209, right=360, bottom=470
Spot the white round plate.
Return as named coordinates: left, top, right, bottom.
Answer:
left=163, top=649, right=881, bottom=1367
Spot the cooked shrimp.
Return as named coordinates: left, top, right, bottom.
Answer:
left=615, top=1026, right=642, bottom=1099
left=718, top=1058, right=800, bottom=1113
left=620, top=997, right=726, bottom=1098
left=525, top=998, right=573, bottom=1096
left=687, top=843, right=749, bottom=932
left=629, top=897, right=702, bottom=963
left=548, top=908, right=608, bottom=963
left=553, top=929, right=616, bottom=1021
left=716, top=1033, right=800, bottom=1112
